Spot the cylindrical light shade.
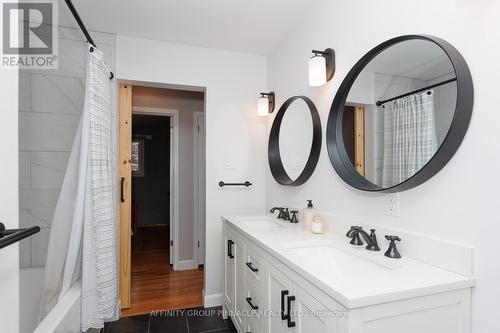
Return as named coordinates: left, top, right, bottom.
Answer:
left=257, top=96, right=269, bottom=116
left=309, top=55, right=327, bottom=86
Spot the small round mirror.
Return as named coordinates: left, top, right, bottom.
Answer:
left=327, top=35, right=473, bottom=192
left=269, top=96, right=321, bottom=186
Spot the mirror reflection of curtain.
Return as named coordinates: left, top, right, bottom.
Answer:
left=382, top=91, right=437, bottom=187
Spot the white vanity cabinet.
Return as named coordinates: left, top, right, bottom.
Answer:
left=223, top=223, right=342, bottom=333
left=223, top=228, right=235, bottom=311
left=267, top=265, right=338, bottom=333
left=223, top=227, right=245, bottom=331
left=222, top=220, right=472, bottom=333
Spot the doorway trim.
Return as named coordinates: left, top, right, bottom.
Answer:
left=193, top=111, right=205, bottom=266
left=119, top=84, right=132, bottom=309
left=132, top=106, right=180, bottom=270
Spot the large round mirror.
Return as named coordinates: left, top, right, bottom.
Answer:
left=269, top=96, right=321, bottom=186
left=327, top=35, right=473, bottom=192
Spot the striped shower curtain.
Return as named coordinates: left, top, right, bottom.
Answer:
left=42, top=44, right=118, bottom=331
left=382, top=91, right=438, bottom=188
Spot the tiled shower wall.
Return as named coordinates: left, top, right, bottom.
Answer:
left=18, top=25, right=116, bottom=268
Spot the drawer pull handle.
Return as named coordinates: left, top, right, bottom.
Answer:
left=246, top=262, right=258, bottom=272
left=246, top=297, right=259, bottom=310
left=227, top=240, right=234, bottom=259
left=286, top=295, right=296, bottom=328
left=280, top=290, right=289, bottom=320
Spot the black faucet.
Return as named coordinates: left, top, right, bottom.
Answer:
left=346, top=226, right=380, bottom=251
left=270, top=207, right=285, bottom=219
left=270, top=207, right=292, bottom=221
left=384, top=235, right=402, bottom=259
left=282, top=208, right=291, bottom=221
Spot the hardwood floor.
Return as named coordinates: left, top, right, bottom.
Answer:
left=121, top=226, right=204, bottom=317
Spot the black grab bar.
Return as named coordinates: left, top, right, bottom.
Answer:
left=0, top=223, right=40, bottom=249
left=219, top=181, right=252, bottom=187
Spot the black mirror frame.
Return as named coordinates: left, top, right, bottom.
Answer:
left=268, top=96, right=322, bottom=186
left=326, top=34, right=474, bottom=193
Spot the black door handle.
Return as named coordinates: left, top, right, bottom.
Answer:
left=286, top=295, right=296, bottom=328
left=227, top=240, right=234, bottom=258
left=120, top=177, right=125, bottom=203
left=246, top=262, right=258, bottom=272
left=280, top=290, right=289, bottom=320
left=246, top=297, right=258, bottom=310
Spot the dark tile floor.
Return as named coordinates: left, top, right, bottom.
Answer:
left=103, top=306, right=237, bottom=333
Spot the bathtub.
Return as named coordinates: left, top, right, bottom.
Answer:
left=20, top=267, right=82, bottom=333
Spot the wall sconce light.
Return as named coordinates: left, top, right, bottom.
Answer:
left=257, top=92, right=275, bottom=116
left=309, top=48, right=335, bottom=87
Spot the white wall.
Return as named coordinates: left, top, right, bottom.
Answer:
left=266, top=0, right=500, bottom=332
left=0, top=67, right=20, bottom=332
left=116, top=36, right=267, bottom=303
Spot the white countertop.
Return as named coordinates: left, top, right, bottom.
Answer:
left=222, top=215, right=475, bottom=309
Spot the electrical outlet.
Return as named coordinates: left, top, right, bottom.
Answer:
left=224, top=160, right=233, bottom=170
left=386, top=193, right=400, bottom=217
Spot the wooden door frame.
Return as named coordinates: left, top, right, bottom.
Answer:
left=119, top=84, right=132, bottom=309
left=193, top=111, right=205, bottom=266
left=132, top=106, right=180, bottom=270
left=354, top=106, right=365, bottom=176
left=119, top=86, right=181, bottom=309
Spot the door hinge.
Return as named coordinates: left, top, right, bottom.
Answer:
left=170, top=240, right=173, bottom=246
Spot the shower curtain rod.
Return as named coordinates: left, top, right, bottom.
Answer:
left=376, top=77, right=457, bottom=106
left=64, top=0, right=114, bottom=80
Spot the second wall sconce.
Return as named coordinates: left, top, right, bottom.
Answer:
left=257, top=92, right=275, bottom=116
left=309, top=48, right=335, bottom=87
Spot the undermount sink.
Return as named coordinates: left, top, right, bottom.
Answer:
left=238, top=217, right=284, bottom=230
left=286, top=240, right=396, bottom=277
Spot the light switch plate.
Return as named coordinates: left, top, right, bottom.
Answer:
left=224, top=160, right=234, bottom=170
left=386, top=193, right=400, bottom=217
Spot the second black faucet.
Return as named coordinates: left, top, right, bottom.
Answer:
left=346, top=226, right=380, bottom=251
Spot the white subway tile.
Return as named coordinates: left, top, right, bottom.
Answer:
left=31, top=74, right=84, bottom=115
left=30, top=228, right=51, bottom=267
left=30, top=38, right=85, bottom=78
left=31, top=152, right=70, bottom=190
left=19, top=238, right=31, bottom=268
left=19, top=189, right=60, bottom=228
left=19, top=72, right=31, bottom=111
left=19, top=112, right=80, bottom=151
left=19, top=151, right=31, bottom=190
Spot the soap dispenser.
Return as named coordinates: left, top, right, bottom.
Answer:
left=302, top=200, right=316, bottom=231
left=311, top=213, right=325, bottom=234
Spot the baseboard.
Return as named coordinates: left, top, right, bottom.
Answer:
left=204, top=293, right=222, bottom=308
left=176, top=259, right=198, bottom=271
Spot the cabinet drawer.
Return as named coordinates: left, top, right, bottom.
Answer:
left=245, top=243, right=264, bottom=290
left=246, top=314, right=263, bottom=333
left=245, top=279, right=264, bottom=333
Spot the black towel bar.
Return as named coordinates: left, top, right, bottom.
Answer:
left=0, top=223, right=40, bottom=249
left=219, top=181, right=252, bottom=187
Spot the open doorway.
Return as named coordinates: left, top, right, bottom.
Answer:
left=119, top=84, right=206, bottom=317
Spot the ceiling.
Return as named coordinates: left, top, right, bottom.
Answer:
left=59, top=0, right=316, bottom=55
